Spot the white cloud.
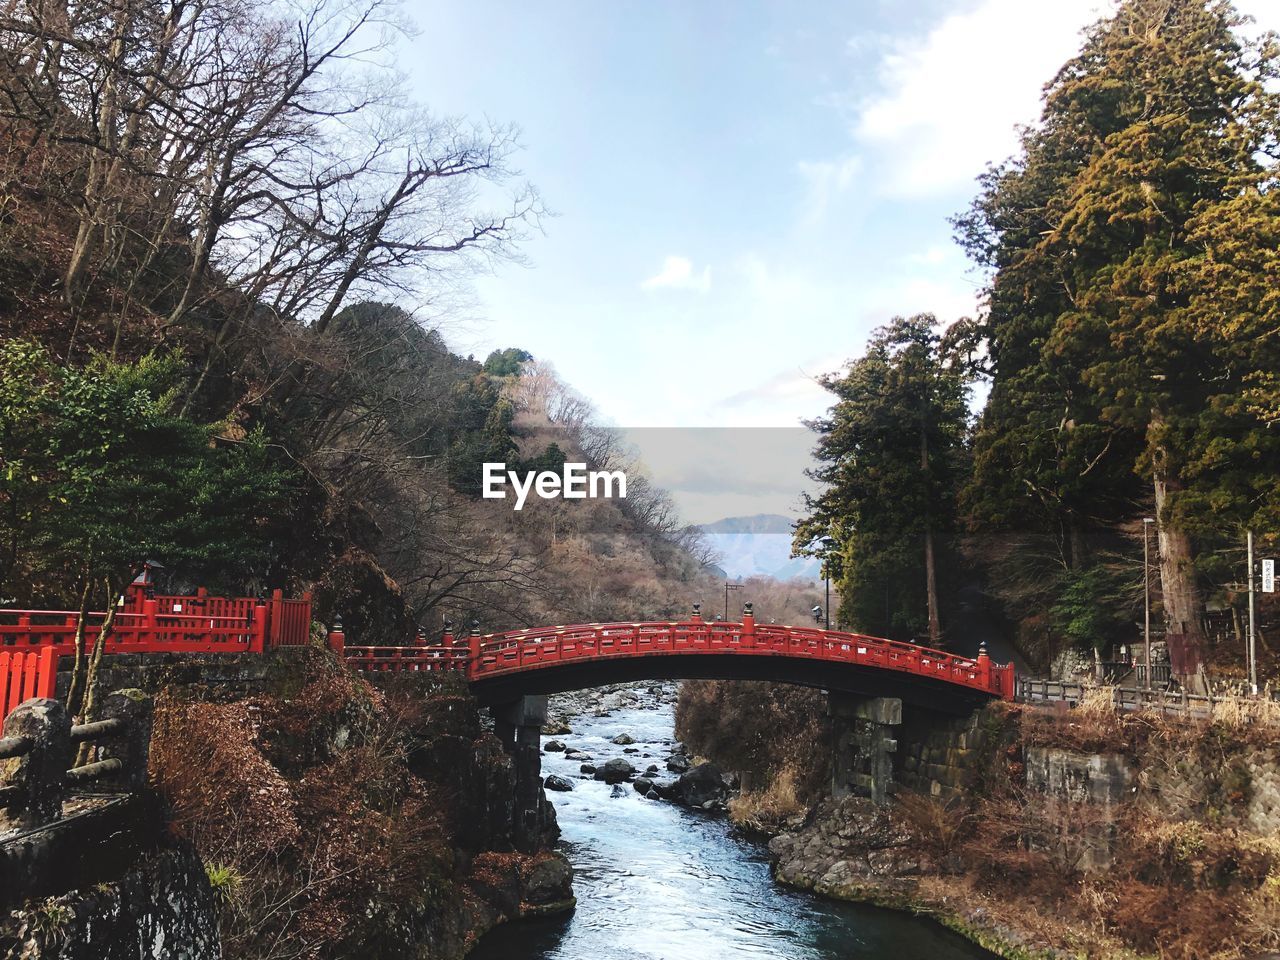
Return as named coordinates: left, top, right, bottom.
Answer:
left=796, top=154, right=863, bottom=222
left=853, top=0, right=1110, bottom=198
left=641, top=255, right=712, bottom=293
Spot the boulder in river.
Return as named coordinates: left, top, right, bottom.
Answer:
left=593, top=757, right=635, bottom=784
left=544, top=774, right=575, bottom=792
left=645, top=789, right=660, bottom=801
left=666, top=752, right=691, bottom=773
left=671, top=762, right=729, bottom=808
left=646, top=764, right=659, bottom=774
left=610, top=784, right=627, bottom=798
left=633, top=777, right=654, bottom=794
left=521, top=854, right=575, bottom=910
left=611, top=733, right=635, bottom=745
left=579, top=762, right=596, bottom=774
left=544, top=740, right=567, bottom=752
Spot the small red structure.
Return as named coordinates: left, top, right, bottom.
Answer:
left=0, top=588, right=314, bottom=718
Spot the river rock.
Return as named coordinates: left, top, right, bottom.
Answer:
left=671, top=762, right=729, bottom=808
left=645, top=789, right=660, bottom=801
left=521, top=854, right=575, bottom=908
left=646, top=764, right=659, bottom=774
left=579, top=762, right=596, bottom=774
left=633, top=777, right=654, bottom=794
left=666, top=751, right=691, bottom=773
left=543, top=720, right=572, bottom=736
left=623, top=747, right=639, bottom=754
left=611, top=733, right=635, bottom=745
left=594, top=757, right=635, bottom=784
left=610, top=784, right=627, bottom=798
left=544, top=740, right=567, bottom=752
left=544, top=774, right=574, bottom=792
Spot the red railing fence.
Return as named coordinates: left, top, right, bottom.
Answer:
left=1, top=646, right=58, bottom=717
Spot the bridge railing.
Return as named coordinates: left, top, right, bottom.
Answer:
left=344, top=644, right=469, bottom=674
left=467, top=614, right=1014, bottom=699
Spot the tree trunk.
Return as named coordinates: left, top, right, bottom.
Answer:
left=75, top=578, right=119, bottom=764
left=924, top=525, right=941, bottom=646
left=1153, top=457, right=1207, bottom=692
left=64, top=580, right=93, bottom=717
left=920, top=417, right=941, bottom=647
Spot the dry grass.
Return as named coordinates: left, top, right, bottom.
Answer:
left=728, top=764, right=804, bottom=829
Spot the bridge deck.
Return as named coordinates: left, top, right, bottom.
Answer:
left=344, top=616, right=1016, bottom=706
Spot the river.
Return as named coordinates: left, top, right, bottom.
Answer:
left=470, top=686, right=995, bottom=960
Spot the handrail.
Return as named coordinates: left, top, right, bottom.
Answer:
left=453, top=619, right=1014, bottom=698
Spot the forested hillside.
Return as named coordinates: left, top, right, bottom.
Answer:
left=796, top=0, right=1280, bottom=688
left=0, top=0, right=711, bottom=641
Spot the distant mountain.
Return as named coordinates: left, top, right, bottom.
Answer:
left=698, top=514, right=822, bottom=582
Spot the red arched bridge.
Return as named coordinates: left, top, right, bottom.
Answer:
left=2, top=591, right=1014, bottom=718
left=344, top=604, right=1016, bottom=712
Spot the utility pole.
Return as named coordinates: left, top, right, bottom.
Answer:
left=1248, top=530, right=1258, bottom=695
left=724, top=581, right=742, bottom=622
left=1144, top=518, right=1154, bottom=691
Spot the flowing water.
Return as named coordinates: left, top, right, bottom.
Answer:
left=471, top=687, right=995, bottom=960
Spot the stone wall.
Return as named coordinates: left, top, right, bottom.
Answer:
left=2, top=843, right=220, bottom=960
left=894, top=706, right=1011, bottom=799
left=52, top=648, right=315, bottom=705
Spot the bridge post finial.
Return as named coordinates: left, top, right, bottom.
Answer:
left=327, top=617, right=345, bottom=656
left=691, top=603, right=701, bottom=622
left=976, top=640, right=992, bottom=691
left=741, top=602, right=755, bottom=646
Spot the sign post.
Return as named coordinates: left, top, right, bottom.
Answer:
left=1248, top=532, right=1258, bottom=694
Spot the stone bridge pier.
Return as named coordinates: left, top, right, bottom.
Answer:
left=828, top=692, right=902, bottom=804
left=490, top=695, right=558, bottom=853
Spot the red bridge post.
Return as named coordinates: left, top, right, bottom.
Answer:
left=249, top=601, right=268, bottom=654
left=742, top=602, right=756, bottom=648
left=468, top=620, right=481, bottom=672
left=977, top=641, right=992, bottom=692
left=327, top=618, right=345, bottom=656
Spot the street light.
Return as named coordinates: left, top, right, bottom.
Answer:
left=819, top=536, right=836, bottom=630
left=1143, top=518, right=1154, bottom=691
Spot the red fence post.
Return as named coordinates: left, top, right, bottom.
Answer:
left=741, top=602, right=755, bottom=648
left=269, top=589, right=283, bottom=646
left=36, top=645, right=57, bottom=698
left=143, top=598, right=159, bottom=645
left=249, top=602, right=268, bottom=654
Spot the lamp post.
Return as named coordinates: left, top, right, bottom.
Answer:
left=1143, top=518, right=1154, bottom=691
left=724, top=581, right=742, bottom=622
left=819, top=535, right=836, bottom=630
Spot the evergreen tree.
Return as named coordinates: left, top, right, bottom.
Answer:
left=794, top=316, right=971, bottom=644
left=957, top=0, right=1280, bottom=680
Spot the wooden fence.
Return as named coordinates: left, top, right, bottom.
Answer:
left=1017, top=677, right=1278, bottom=722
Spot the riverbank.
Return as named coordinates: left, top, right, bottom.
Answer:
left=475, top=684, right=996, bottom=960
left=2, top=648, right=574, bottom=960
left=678, top=679, right=1280, bottom=960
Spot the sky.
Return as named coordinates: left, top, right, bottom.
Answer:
left=401, top=0, right=1279, bottom=438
